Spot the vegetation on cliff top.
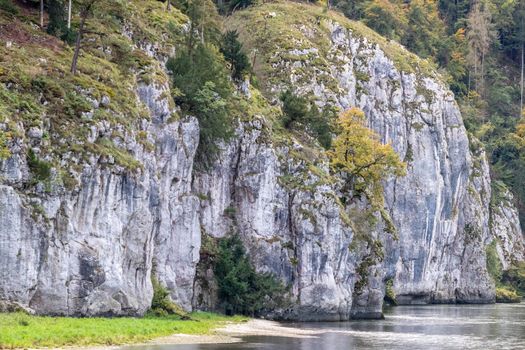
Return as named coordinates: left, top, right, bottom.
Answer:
left=225, top=0, right=440, bottom=97
left=0, top=0, right=188, bottom=182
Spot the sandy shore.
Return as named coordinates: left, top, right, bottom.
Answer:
left=121, top=319, right=321, bottom=347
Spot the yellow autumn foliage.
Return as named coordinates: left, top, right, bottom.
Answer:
left=515, top=109, right=525, bottom=140
left=0, top=130, right=11, bottom=160
left=328, top=108, right=406, bottom=199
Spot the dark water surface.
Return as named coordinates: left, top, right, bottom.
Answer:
left=125, top=303, right=525, bottom=350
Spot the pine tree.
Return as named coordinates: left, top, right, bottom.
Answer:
left=220, top=30, right=250, bottom=81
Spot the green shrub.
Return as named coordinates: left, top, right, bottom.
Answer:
left=486, top=240, right=503, bottom=282
left=280, top=90, right=334, bottom=149
left=501, top=261, right=525, bottom=296
left=27, top=149, right=52, bottom=182
left=213, top=234, right=287, bottom=316
left=0, top=130, right=11, bottom=160
left=150, top=276, right=188, bottom=317
left=496, top=286, right=521, bottom=303
left=384, top=278, right=397, bottom=306
left=0, top=0, right=19, bottom=15
left=280, top=90, right=309, bottom=129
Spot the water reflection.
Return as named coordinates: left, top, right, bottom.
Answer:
left=122, top=303, right=525, bottom=350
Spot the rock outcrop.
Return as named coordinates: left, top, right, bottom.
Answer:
left=226, top=3, right=499, bottom=309
left=490, top=187, right=525, bottom=270
left=0, top=1, right=523, bottom=320
left=0, top=79, right=199, bottom=316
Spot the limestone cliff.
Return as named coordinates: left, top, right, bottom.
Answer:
left=0, top=1, right=523, bottom=320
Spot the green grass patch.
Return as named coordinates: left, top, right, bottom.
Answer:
left=0, top=312, right=247, bottom=349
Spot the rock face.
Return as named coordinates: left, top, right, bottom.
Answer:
left=0, top=3, right=522, bottom=319
left=226, top=5, right=499, bottom=310
left=491, top=188, right=525, bottom=270
left=0, top=79, right=199, bottom=316
left=192, top=119, right=384, bottom=320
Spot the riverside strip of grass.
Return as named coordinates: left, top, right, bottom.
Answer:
left=0, top=312, right=247, bottom=349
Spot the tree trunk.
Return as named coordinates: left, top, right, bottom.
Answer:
left=481, top=51, right=485, bottom=98
left=473, top=55, right=478, bottom=92
left=40, top=0, right=44, bottom=29
left=68, top=0, right=72, bottom=29
left=71, top=1, right=96, bottom=75
left=186, top=18, right=195, bottom=57
left=249, top=49, right=257, bottom=82
left=166, top=0, right=170, bottom=11
left=520, top=42, right=525, bottom=111
left=70, top=14, right=86, bottom=74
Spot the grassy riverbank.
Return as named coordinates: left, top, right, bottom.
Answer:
left=0, top=312, right=247, bottom=349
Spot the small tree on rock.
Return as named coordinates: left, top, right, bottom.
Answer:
left=328, top=107, right=406, bottom=200
left=220, top=30, right=250, bottom=81
left=70, top=0, right=100, bottom=75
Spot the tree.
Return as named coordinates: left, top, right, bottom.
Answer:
left=47, top=0, right=75, bottom=42
left=183, top=0, right=222, bottom=55
left=71, top=0, right=99, bottom=75
left=214, top=235, right=286, bottom=316
left=332, top=0, right=365, bottom=20
left=192, top=81, right=232, bottom=165
left=438, top=0, right=471, bottom=32
left=362, top=0, right=403, bottom=39
left=67, top=0, right=72, bottom=29
left=328, top=108, right=406, bottom=198
left=47, top=0, right=66, bottom=36
left=40, top=0, right=44, bottom=29
left=220, top=30, right=251, bottom=81
left=167, top=44, right=231, bottom=109
left=166, top=44, right=233, bottom=167
left=466, top=1, right=495, bottom=95
left=402, top=0, right=446, bottom=60
left=517, top=0, right=525, bottom=112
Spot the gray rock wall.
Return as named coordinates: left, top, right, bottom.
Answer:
left=0, top=78, right=199, bottom=316
left=0, top=11, right=523, bottom=320
left=491, top=188, right=525, bottom=270
left=254, top=18, right=499, bottom=305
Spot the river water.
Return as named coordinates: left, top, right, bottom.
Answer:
left=128, top=303, right=525, bottom=350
